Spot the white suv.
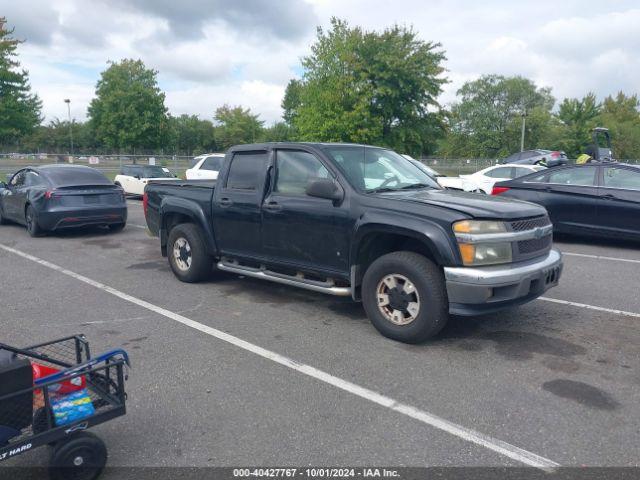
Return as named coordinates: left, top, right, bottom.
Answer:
left=186, top=153, right=225, bottom=180
left=114, top=165, right=178, bottom=196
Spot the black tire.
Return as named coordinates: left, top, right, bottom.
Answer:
left=361, top=251, right=448, bottom=343
left=167, top=223, right=212, bottom=283
left=0, top=205, right=7, bottom=225
left=48, top=431, right=107, bottom=480
left=26, top=204, right=44, bottom=237
left=108, top=222, right=126, bottom=233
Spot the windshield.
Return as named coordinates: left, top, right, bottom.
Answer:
left=323, top=146, right=440, bottom=192
left=141, top=166, right=174, bottom=178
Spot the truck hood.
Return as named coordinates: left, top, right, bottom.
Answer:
left=377, top=188, right=546, bottom=220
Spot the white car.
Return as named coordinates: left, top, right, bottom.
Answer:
left=114, top=165, right=178, bottom=196
left=458, top=164, right=546, bottom=194
left=186, top=153, right=225, bottom=180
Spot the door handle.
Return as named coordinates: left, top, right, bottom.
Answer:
left=219, top=198, right=233, bottom=207
left=263, top=201, right=281, bottom=211
left=602, top=194, right=616, bottom=200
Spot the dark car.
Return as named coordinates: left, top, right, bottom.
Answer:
left=492, top=162, right=640, bottom=240
left=144, top=143, right=563, bottom=344
left=0, top=165, right=127, bottom=237
left=501, top=149, right=568, bottom=168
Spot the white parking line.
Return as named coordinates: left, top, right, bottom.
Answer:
left=129, top=224, right=147, bottom=229
left=0, top=242, right=558, bottom=470
left=562, top=251, right=640, bottom=265
left=539, top=297, right=640, bottom=319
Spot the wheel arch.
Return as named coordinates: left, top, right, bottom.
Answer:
left=159, top=197, right=217, bottom=257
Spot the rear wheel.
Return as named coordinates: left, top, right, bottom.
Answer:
left=167, top=223, right=212, bottom=283
left=49, top=431, right=107, bottom=480
left=362, top=251, right=449, bottom=343
left=26, top=205, right=43, bottom=237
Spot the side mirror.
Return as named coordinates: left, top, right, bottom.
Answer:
left=306, top=177, right=343, bottom=201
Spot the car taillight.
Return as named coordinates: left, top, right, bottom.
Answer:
left=551, top=151, right=560, bottom=158
left=491, top=186, right=510, bottom=195
left=44, top=190, right=56, bottom=199
left=143, top=192, right=148, bottom=216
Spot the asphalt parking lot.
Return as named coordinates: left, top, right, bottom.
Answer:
left=1, top=199, right=639, bottom=474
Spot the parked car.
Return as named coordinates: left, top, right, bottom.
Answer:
left=144, top=143, right=562, bottom=344
left=0, top=165, right=127, bottom=237
left=403, top=157, right=444, bottom=181
left=114, top=165, right=177, bottom=196
left=501, top=149, right=568, bottom=168
left=492, top=162, right=640, bottom=240
left=186, top=153, right=225, bottom=180
left=459, top=164, right=546, bottom=194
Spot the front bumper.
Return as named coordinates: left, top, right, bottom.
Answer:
left=444, top=249, right=563, bottom=316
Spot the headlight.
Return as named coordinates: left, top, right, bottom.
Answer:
left=453, top=220, right=512, bottom=266
left=457, top=242, right=512, bottom=266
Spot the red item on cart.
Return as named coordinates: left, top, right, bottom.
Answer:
left=31, top=362, right=86, bottom=394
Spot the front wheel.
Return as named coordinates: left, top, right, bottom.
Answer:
left=362, top=251, right=449, bottom=343
left=167, top=223, right=212, bottom=283
left=26, top=205, right=43, bottom=237
left=48, top=431, right=107, bottom=480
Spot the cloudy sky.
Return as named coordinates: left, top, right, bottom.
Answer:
left=4, top=0, right=639, bottom=124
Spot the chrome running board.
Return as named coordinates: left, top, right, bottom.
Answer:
left=217, top=258, right=351, bottom=296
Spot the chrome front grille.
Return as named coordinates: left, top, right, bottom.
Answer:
left=509, top=215, right=553, bottom=261
left=518, top=235, right=552, bottom=254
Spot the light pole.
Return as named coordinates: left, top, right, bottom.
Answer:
left=520, top=111, right=527, bottom=152
left=64, top=99, right=74, bottom=156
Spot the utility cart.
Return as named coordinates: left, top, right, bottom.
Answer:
left=0, top=335, right=130, bottom=480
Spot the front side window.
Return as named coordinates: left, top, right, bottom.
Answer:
left=141, top=166, right=173, bottom=178
left=547, top=167, right=597, bottom=186
left=485, top=167, right=513, bottom=179
left=323, top=146, right=439, bottom=192
left=603, top=167, right=640, bottom=191
left=514, top=167, right=536, bottom=178
left=226, top=151, right=268, bottom=191
left=274, top=150, right=329, bottom=195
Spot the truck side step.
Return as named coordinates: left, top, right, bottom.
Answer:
left=217, top=258, right=352, bottom=297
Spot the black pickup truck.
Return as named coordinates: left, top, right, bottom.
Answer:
left=144, top=143, right=562, bottom=343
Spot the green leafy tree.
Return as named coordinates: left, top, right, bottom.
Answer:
left=88, top=59, right=168, bottom=151
left=599, top=92, right=640, bottom=159
left=213, top=105, right=264, bottom=149
left=168, top=114, right=217, bottom=155
left=554, top=93, right=601, bottom=157
left=441, top=75, right=555, bottom=158
left=262, top=121, right=294, bottom=142
left=0, top=18, right=42, bottom=147
left=285, top=18, right=447, bottom=156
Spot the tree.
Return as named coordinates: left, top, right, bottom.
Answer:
left=554, top=93, right=601, bottom=157
left=441, top=75, right=555, bottom=158
left=88, top=59, right=168, bottom=151
left=599, top=92, right=640, bottom=159
left=213, top=105, right=264, bottom=149
left=168, top=114, right=217, bottom=155
left=284, top=18, right=447, bottom=156
left=0, top=17, right=42, bottom=147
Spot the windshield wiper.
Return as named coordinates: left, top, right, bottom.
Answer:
left=398, top=183, right=433, bottom=190
left=366, top=187, right=398, bottom=194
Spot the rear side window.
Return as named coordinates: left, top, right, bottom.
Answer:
left=547, top=167, right=597, bottom=186
left=485, top=167, right=513, bottom=179
left=24, top=171, right=43, bottom=186
left=202, top=156, right=223, bottom=171
left=514, top=167, right=534, bottom=178
left=603, top=167, right=640, bottom=190
left=226, top=151, right=268, bottom=190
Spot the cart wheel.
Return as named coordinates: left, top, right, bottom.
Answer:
left=49, top=431, right=107, bottom=480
